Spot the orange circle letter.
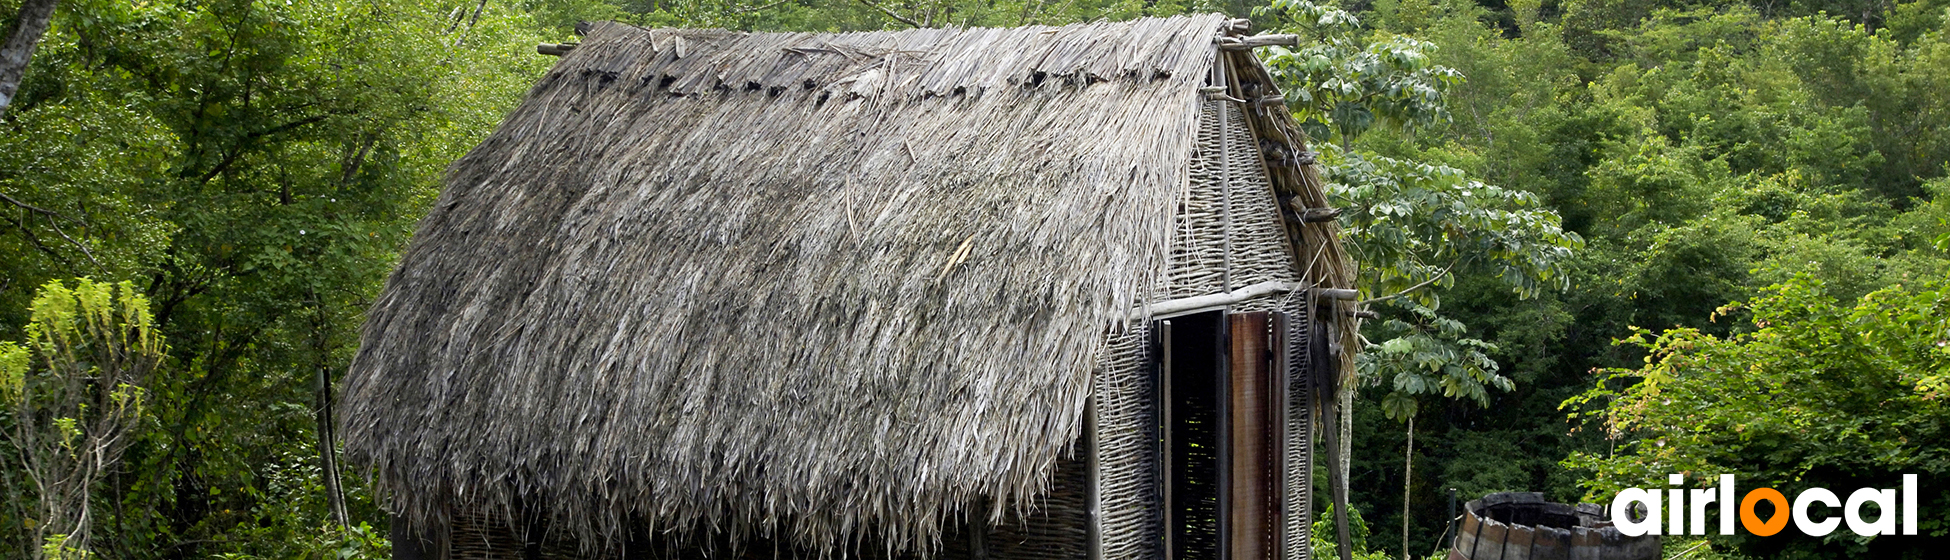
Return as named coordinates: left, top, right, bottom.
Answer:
left=1741, top=488, right=1790, bottom=536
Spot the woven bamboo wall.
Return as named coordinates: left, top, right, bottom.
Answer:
left=1163, top=100, right=1300, bottom=304
left=1089, top=97, right=1314, bottom=560
left=1281, top=296, right=1315, bottom=560
left=446, top=507, right=582, bottom=559
left=1094, top=327, right=1158, bottom=560
left=940, top=454, right=1093, bottom=560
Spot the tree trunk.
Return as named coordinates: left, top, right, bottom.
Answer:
left=1339, top=386, right=1353, bottom=498
left=1325, top=394, right=1353, bottom=560
left=316, top=365, right=348, bottom=528
left=1402, top=415, right=1413, bottom=560
left=0, top=0, right=60, bottom=116
left=306, top=286, right=348, bottom=529
left=1338, top=381, right=1356, bottom=560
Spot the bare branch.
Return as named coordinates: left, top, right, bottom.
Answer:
left=38, top=213, right=106, bottom=274
left=195, top=113, right=333, bottom=184
left=1017, top=0, right=1046, bottom=25
left=2, top=191, right=106, bottom=273
left=0, top=190, right=73, bottom=220
left=453, top=0, right=488, bottom=48
left=1, top=208, right=74, bottom=267
left=856, top=0, right=923, bottom=28
left=735, top=0, right=794, bottom=13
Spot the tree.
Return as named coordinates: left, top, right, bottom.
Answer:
left=1255, top=2, right=1582, bottom=558
left=1, top=279, right=165, bottom=558
left=1563, top=274, right=1950, bottom=557
left=1326, top=152, right=1575, bottom=560
left=0, top=0, right=558, bottom=555
left=1257, top=0, right=1461, bottom=151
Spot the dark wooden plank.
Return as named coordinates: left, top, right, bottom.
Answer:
left=1086, top=391, right=1101, bottom=560
left=1504, top=524, right=1536, bottom=560
left=1478, top=519, right=1509, bottom=560
left=1457, top=509, right=1482, bottom=558
left=1531, top=527, right=1571, bottom=560
left=1227, top=312, right=1275, bottom=560
left=1218, top=313, right=1232, bottom=560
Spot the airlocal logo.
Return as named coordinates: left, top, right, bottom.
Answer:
left=1609, top=474, right=1919, bottom=537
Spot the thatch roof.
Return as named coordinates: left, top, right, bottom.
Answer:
left=340, top=14, right=1350, bottom=554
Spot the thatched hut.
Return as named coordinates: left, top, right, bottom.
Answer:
left=340, top=14, right=1358, bottom=560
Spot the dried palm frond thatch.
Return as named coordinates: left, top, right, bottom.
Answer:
left=340, top=14, right=1351, bottom=556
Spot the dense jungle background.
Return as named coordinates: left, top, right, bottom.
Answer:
left=0, top=0, right=1944, bottom=558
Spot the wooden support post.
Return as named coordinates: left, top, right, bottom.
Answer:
left=1216, top=34, right=1301, bottom=50
left=1087, top=391, right=1102, bottom=560
left=1274, top=311, right=1295, bottom=560
left=1301, top=207, right=1344, bottom=223
left=1158, top=320, right=1176, bottom=560
left=1218, top=314, right=1233, bottom=560
left=1315, top=288, right=1359, bottom=301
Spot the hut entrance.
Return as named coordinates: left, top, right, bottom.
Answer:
left=1154, top=310, right=1293, bottom=560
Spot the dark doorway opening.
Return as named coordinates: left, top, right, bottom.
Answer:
left=1155, top=310, right=1288, bottom=560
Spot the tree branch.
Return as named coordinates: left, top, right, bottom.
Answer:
left=1017, top=0, right=1047, bottom=25
left=2, top=207, right=73, bottom=267
left=2, top=191, right=107, bottom=273
left=451, top=0, right=489, bottom=49
left=196, top=113, right=334, bottom=184
left=856, top=0, right=923, bottom=28
left=1359, top=258, right=1460, bottom=306
left=0, top=190, right=72, bottom=220
left=37, top=213, right=105, bottom=274
left=735, top=0, right=794, bottom=13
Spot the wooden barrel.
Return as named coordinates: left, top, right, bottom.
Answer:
left=1448, top=492, right=1658, bottom=560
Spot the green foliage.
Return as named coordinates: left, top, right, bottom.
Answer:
left=1328, top=151, right=1581, bottom=304
left=1, top=0, right=554, bottom=555
left=1317, top=148, right=1578, bottom=421
left=1662, top=536, right=1759, bottom=560
left=1311, top=503, right=1396, bottom=560
left=1329, top=0, right=1950, bottom=557
left=211, top=522, right=391, bottom=560
left=5, top=280, right=164, bottom=426
left=39, top=535, right=89, bottom=560
left=1258, top=0, right=1464, bottom=146
left=1257, top=6, right=1586, bottom=557
left=1253, top=2, right=1581, bottom=432
left=1364, top=299, right=1511, bottom=420
left=1563, top=275, right=1950, bottom=556
left=17, top=279, right=162, bottom=381
left=0, top=341, right=23, bottom=402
